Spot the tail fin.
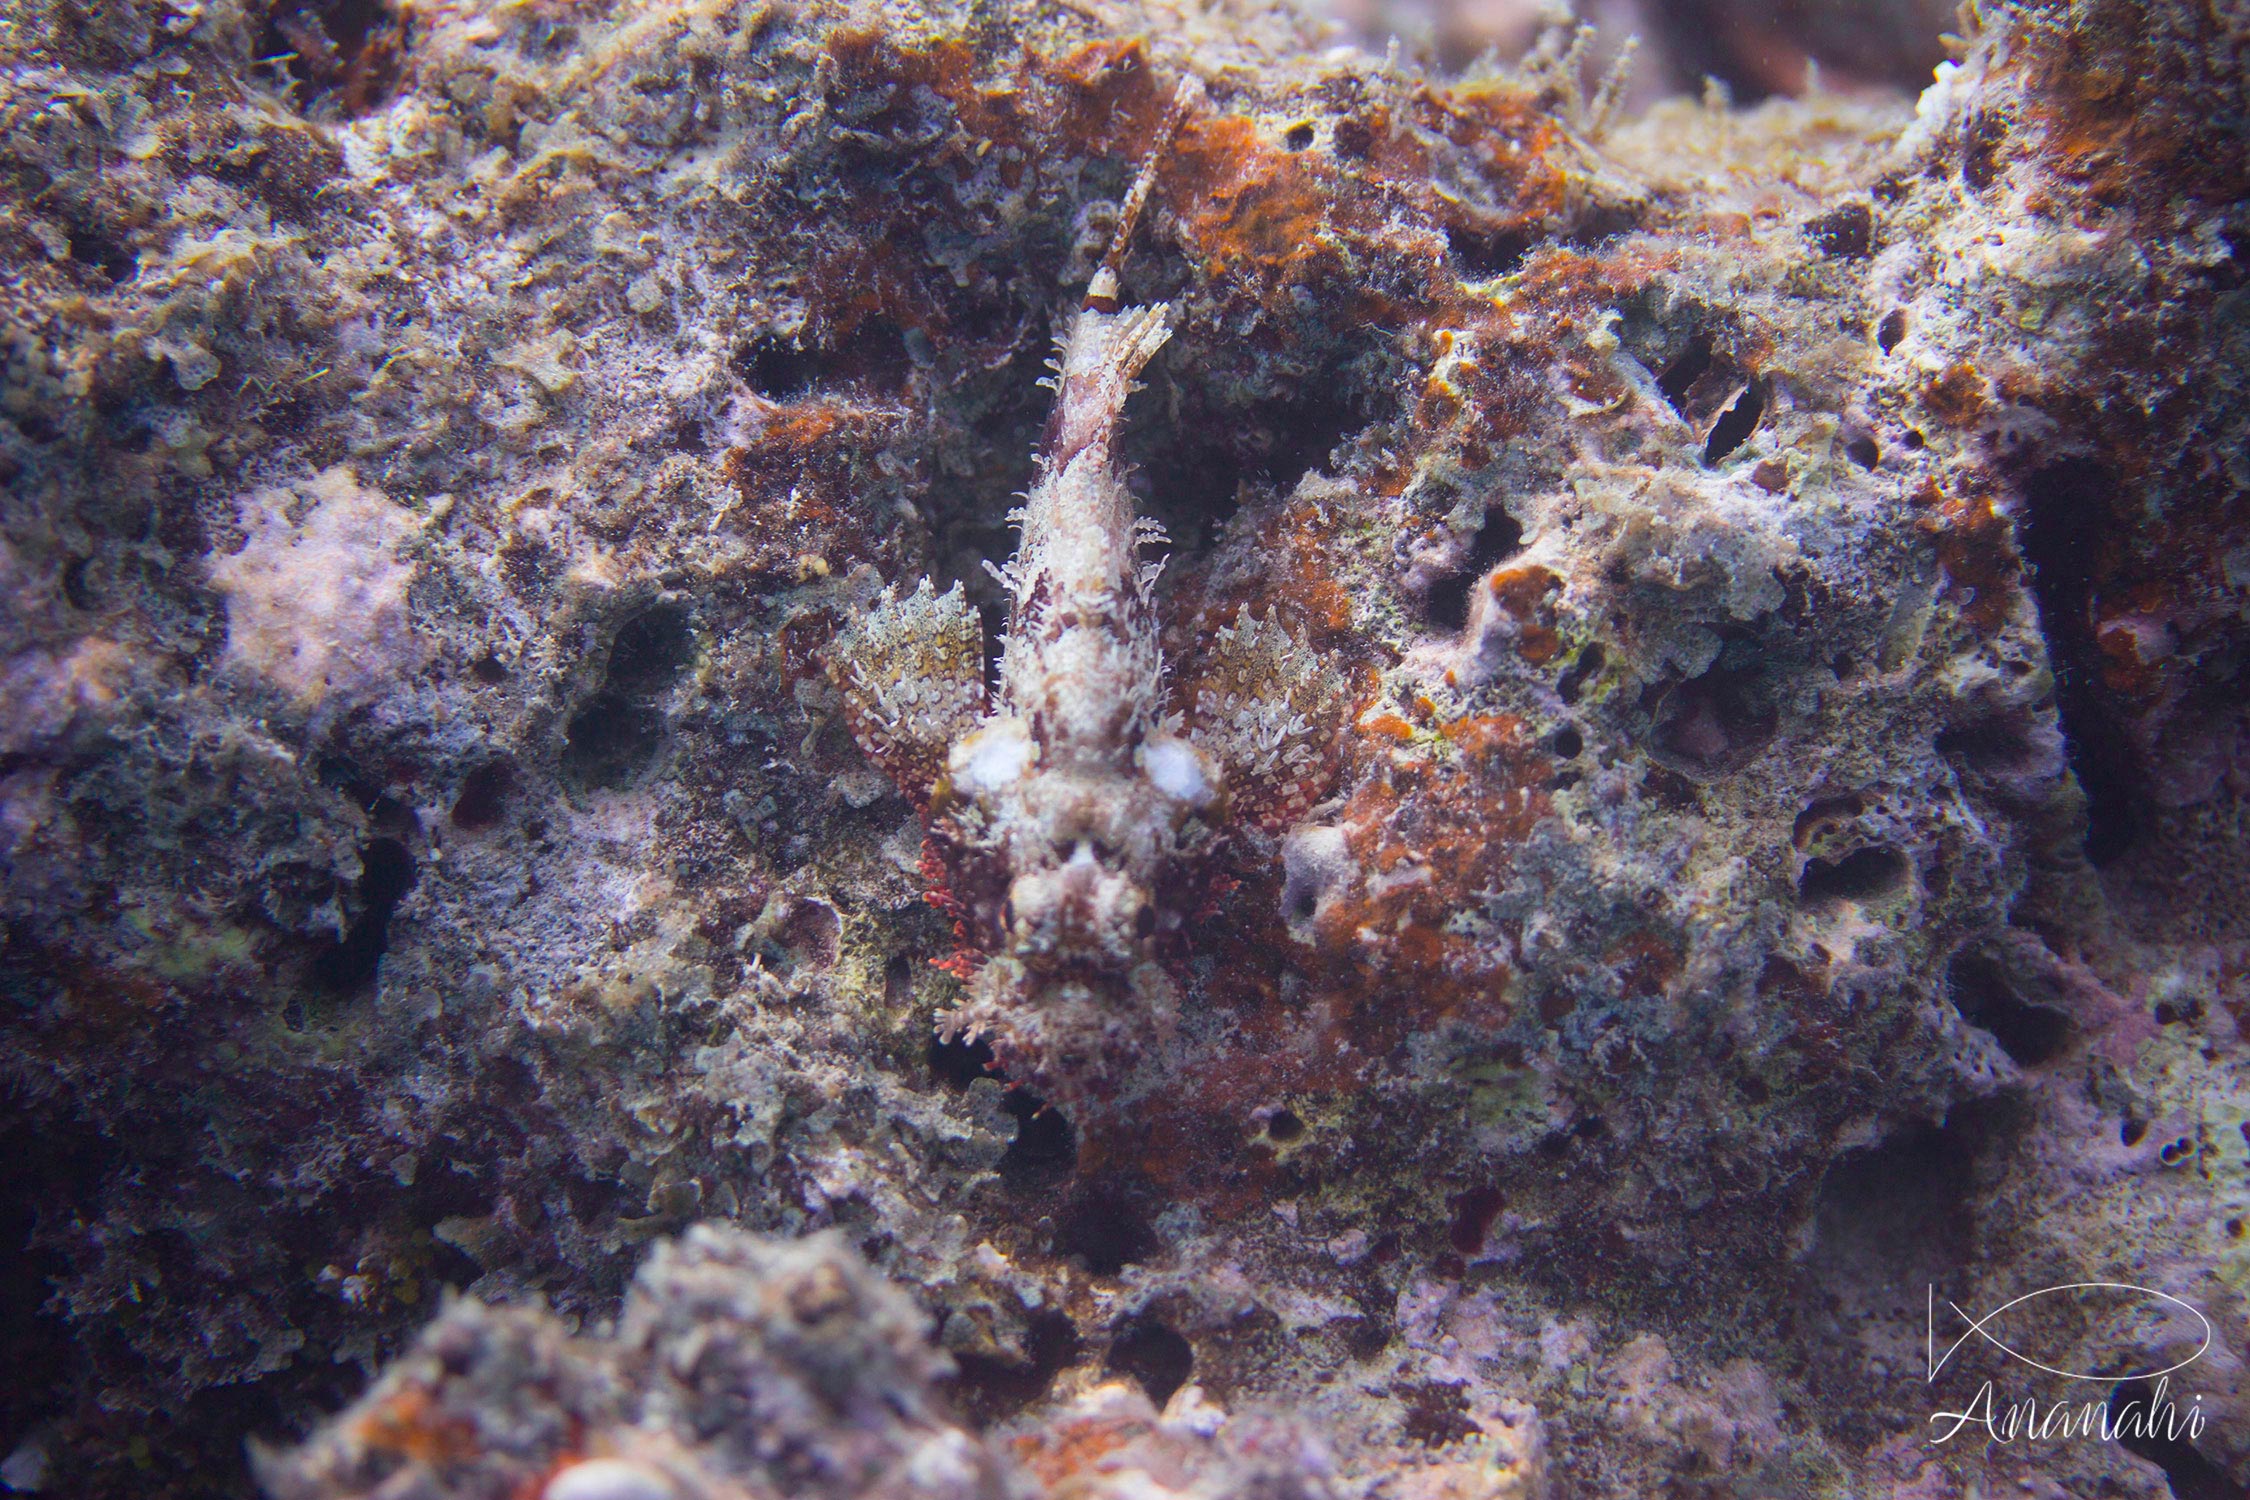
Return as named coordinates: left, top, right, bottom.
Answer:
left=1084, top=75, right=1202, bottom=313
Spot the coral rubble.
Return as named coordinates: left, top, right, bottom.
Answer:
left=0, top=0, right=2244, bottom=1495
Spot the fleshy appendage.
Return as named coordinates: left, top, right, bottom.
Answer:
left=831, top=579, right=986, bottom=806
left=947, top=955, right=1181, bottom=1108
left=1186, top=608, right=1347, bottom=831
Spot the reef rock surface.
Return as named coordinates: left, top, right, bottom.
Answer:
left=0, top=0, right=2245, bottom=1495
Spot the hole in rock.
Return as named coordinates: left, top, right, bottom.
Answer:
left=1425, top=503, right=1526, bottom=631
left=999, top=1091, right=1076, bottom=1186
left=1845, top=434, right=1880, bottom=470
left=0, top=1111, right=122, bottom=1470
left=1054, top=1189, right=1158, bottom=1276
left=1446, top=224, right=1534, bottom=281
left=449, top=762, right=509, bottom=830
left=1703, top=378, right=1767, bottom=464
left=1283, top=122, right=1315, bottom=152
left=2019, top=460, right=2140, bottom=864
left=1266, top=1108, right=1305, bottom=1143
left=1446, top=1184, right=1506, bottom=1255
left=604, top=603, right=694, bottom=697
left=2108, top=1379, right=2247, bottom=1500
left=1961, top=110, right=2007, bottom=191
left=947, top=1307, right=1082, bottom=1428
left=1654, top=663, right=1777, bottom=776
left=1108, top=1318, right=1194, bottom=1407
left=562, top=696, right=662, bottom=789
left=1806, top=1102, right=2016, bottom=1412
left=928, top=1030, right=996, bottom=1089
left=733, top=333, right=819, bottom=399
left=470, top=652, right=508, bottom=684
left=1656, top=334, right=1714, bottom=412
left=1796, top=847, right=1908, bottom=906
left=258, top=0, right=409, bottom=115
left=310, top=837, right=416, bottom=993
left=562, top=605, right=693, bottom=790
left=1398, top=1381, right=1481, bottom=1446
left=1935, top=711, right=2047, bottom=778
left=1878, top=310, right=1908, bottom=353
left=67, top=223, right=138, bottom=285
left=2122, top=1117, right=2150, bottom=1147
left=1946, top=948, right=2073, bottom=1066
left=1802, top=202, right=1874, bottom=259
left=1548, top=724, right=1584, bottom=759
left=1556, top=643, right=1605, bottom=704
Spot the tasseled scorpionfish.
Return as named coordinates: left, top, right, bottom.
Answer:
left=832, top=81, right=1344, bottom=1103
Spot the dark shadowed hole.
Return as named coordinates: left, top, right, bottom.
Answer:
left=1055, top=1189, right=1158, bottom=1276
left=1806, top=1101, right=2016, bottom=1437
left=562, top=605, right=693, bottom=790
left=1283, top=122, right=1315, bottom=151
left=310, top=837, right=415, bottom=992
left=733, top=333, right=818, bottom=399
left=1845, top=434, right=1880, bottom=470
left=1796, top=847, right=1907, bottom=906
left=1946, top=949, right=2073, bottom=1066
left=1655, top=663, right=1778, bottom=776
left=1425, top=503, right=1526, bottom=631
left=59, top=554, right=94, bottom=607
left=1803, top=201, right=1875, bottom=259
left=0, top=1106, right=109, bottom=1451
left=2019, top=460, right=2140, bottom=865
left=561, top=695, right=662, bottom=789
left=1134, top=365, right=1365, bottom=552
left=928, top=1030, right=996, bottom=1089
left=604, top=604, right=694, bottom=697
left=1108, top=1318, right=1194, bottom=1407
left=1936, top=711, right=2044, bottom=777
left=1397, top=1380, right=1480, bottom=1446
left=1446, top=1184, right=1506, bottom=1255
left=1266, top=1108, right=1305, bottom=1143
left=1656, top=334, right=1713, bottom=411
left=1446, top=225, right=1534, bottom=280
left=1877, top=309, right=1908, bottom=353
left=1556, top=643, right=1605, bottom=704
left=2108, top=1379, right=2247, bottom=1500
left=258, top=0, right=408, bottom=115
left=2154, top=993, right=2203, bottom=1027
left=2122, top=1117, right=2150, bottom=1147
left=1703, top=379, right=1766, bottom=464
left=999, top=1091, right=1076, bottom=1186
left=946, top=1308, right=1080, bottom=1428
left=68, top=224, right=138, bottom=285
left=1549, top=724, right=1583, bottom=759
left=1961, top=110, right=2007, bottom=191
left=977, top=601, right=1005, bottom=693
left=449, top=762, right=509, bottom=831
left=470, top=652, right=508, bottom=684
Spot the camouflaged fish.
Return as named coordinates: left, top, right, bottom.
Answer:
left=831, top=80, right=1344, bottom=1101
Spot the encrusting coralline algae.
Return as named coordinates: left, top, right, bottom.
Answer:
left=0, top=0, right=2246, bottom=1495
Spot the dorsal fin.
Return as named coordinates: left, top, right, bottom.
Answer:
left=1084, top=75, right=1201, bottom=314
